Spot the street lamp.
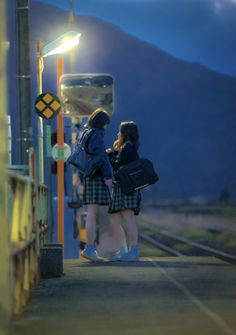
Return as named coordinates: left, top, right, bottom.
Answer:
left=36, top=31, right=81, bottom=184
left=42, top=31, right=81, bottom=58
left=36, top=31, right=81, bottom=245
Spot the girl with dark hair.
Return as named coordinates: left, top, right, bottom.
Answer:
left=86, top=108, right=110, bottom=129
left=80, top=108, right=113, bottom=262
left=108, top=121, right=141, bottom=261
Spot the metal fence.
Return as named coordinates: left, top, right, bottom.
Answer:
left=0, top=1, right=10, bottom=334
left=0, top=1, right=49, bottom=332
left=8, top=167, right=48, bottom=319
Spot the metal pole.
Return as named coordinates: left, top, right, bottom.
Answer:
left=0, top=0, right=11, bottom=333
left=68, top=0, right=76, bottom=72
left=16, top=0, right=32, bottom=164
left=36, top=39, right=44, bottom=184
left=57, top=57, right=64, bottom=245
left=7, top=116, right=12, bottom=165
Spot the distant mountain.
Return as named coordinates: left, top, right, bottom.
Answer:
left=35, top=0, right=236, bottom=78
left=29, top=1, right=236, bottom=202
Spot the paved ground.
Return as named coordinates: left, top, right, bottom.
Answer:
left=12, top=257, right=236, bottom=335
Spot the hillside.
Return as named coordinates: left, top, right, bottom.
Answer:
left=29, top=1, right=236, bottom=202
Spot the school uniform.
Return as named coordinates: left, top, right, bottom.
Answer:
left=108, top=141, right=141, bottom=215
left=82, top=127, right=112, bottom=206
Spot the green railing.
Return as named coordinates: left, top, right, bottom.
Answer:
left=0, top=0, right=49, bottom=329
left=8, top=167, right=48, bottom=319
left=0, top=1, right=10, bottom=333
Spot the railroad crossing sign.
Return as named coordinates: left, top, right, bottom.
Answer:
left=35, top=92, right=61, bottom=120
left=52, top=143, right=71, bottom=162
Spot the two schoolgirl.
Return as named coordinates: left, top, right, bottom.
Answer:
left=80, top=109, right=141, bottom=262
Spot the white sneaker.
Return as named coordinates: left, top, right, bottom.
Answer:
left=81, top=245, right=104, bottom=262
left=107, top=250, right=122, bottom=261
left=107, top=246, right=128, bottom=261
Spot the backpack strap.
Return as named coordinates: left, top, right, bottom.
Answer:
left=78, top=128, right=96, bottom=154
left=120, top=140, right=133, bottom=150
left=78, top=129, right=89, bottom=145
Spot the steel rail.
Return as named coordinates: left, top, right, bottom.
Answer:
left=139, top=233, right=184, bottom=256
left=140, top=223, right=236, bottom=264
left=156, top=228, right=236, bottom=263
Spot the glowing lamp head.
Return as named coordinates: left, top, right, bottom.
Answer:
left=42, top=31, right=81, bottom=58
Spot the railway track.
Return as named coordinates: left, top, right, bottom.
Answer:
left=139, top=228, right=236, bottom=264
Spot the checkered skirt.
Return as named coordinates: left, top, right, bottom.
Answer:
left=83, top=176, right=111, bottom=205
left=108, top=182, right=141, bottom=215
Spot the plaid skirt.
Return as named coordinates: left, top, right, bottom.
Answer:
left=108, top=182, right=141, bottom=216
left=83, top=176, right=111, bottom=205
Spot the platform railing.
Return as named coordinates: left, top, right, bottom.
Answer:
left=0, top=1, right=10, bottom=333
left=8, top=167, right=48, bottom=319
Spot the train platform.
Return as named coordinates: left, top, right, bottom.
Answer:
left=12, top=257, right=236, bottom=335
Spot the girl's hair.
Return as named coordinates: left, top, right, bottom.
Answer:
left=116, top=121, right=140, bottom=150
left=86, top=108, right=110, bottom=129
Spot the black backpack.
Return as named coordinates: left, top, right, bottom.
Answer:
left=116, top=158, right=159, bottom=194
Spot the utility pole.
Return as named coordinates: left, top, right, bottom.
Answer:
left=69, top=0, right=74, bottom=27
left=16, top=0, right=32, bottom=165
left=68, top=0, right=81, bottom=237
left=69, top=0, right=76, bottom=71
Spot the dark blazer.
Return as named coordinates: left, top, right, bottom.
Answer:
left=110, top=141, right=139, bottom=173
left=87, top=128, right=113, bottom=179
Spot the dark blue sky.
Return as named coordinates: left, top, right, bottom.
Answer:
left=35, top=0, right=236, bottom=77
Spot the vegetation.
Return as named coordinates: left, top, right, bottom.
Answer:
left=149, top=204, right=236, bottom=221
left=137, top=205, right=236, bottom=257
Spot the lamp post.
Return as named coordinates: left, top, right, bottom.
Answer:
left=36, top=39, right=44, bottom=184
left=36, top=31, right=81, bottom=245
left=57, top=56, right=64, bottom=245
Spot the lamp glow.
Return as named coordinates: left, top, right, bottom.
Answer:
left=42, top=31, right=81, bottom=58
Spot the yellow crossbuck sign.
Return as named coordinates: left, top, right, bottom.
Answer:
left=35, top=92, right=61, bottom=119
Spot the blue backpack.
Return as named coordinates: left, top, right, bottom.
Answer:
left=68, top=129, right=102, bottom=176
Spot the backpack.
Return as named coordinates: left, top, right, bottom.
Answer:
left=116, top=158, right=159, bottom=195
left=67, top=129, right=103, bottom=176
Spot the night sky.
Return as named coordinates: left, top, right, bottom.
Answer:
left=35, top=0, right=236, bottom=77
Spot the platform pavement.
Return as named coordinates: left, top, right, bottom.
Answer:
left=12, top=257, right=236, bottom=335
